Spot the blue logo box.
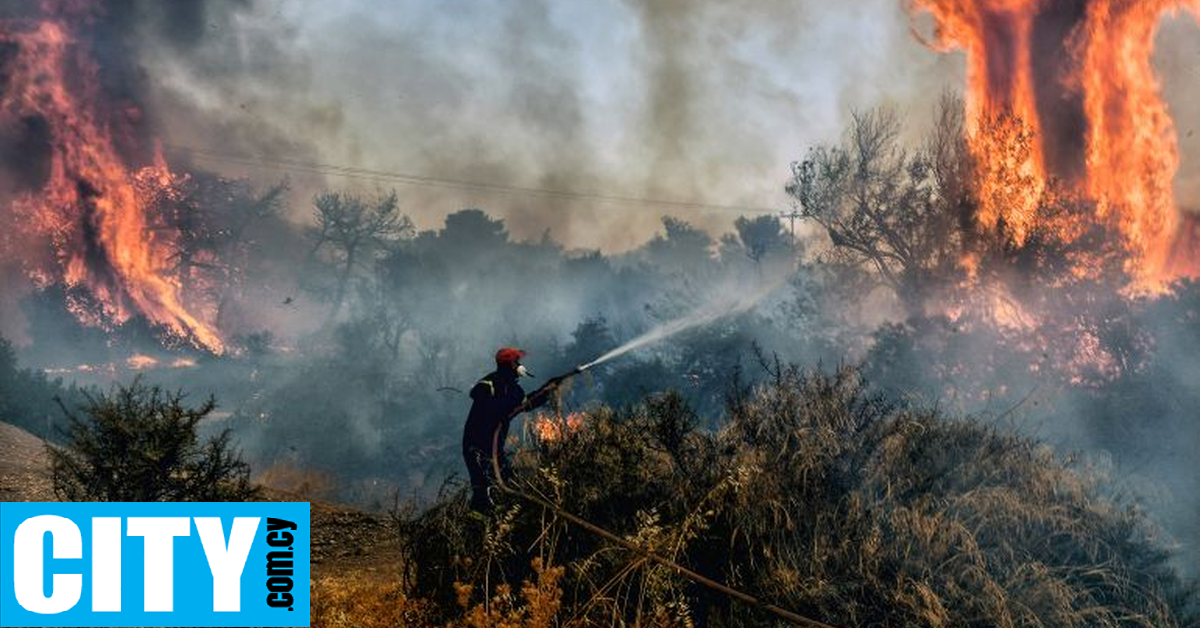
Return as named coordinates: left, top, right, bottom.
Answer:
left=0, top=502, right=309, bottom=627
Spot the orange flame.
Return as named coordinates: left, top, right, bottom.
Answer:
left=0, top=17, right=224, bottom=352
left=909, top=0, right=1200, bottom=285
left=529, top=412, right=585, bottom=443
left=125, top=354, right=159, bottom=370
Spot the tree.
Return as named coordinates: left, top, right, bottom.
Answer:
left=49, top=379, right=257, bottom=502
left=0, top=336, right=89, bottom=441
left=149, top=173, right=288, bottom=326
left=433, top=208, right=513, bottom=271
left=643, top=216, right=714, bottom=273
left=440, top=208, right=508, bottom=248
left=563, top=316, right=616, bottom=371
left=787, top=104, right=968, bottom=316
left=309, top=190, right=413, bottom=320
left=720, top=215, right=794, bottom=269
left=738, top=215, right=792, bottom=265
left=204, top=179, right=289, bottom=328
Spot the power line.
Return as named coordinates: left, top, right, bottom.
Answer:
left=165, top=144, right=783, bottom=215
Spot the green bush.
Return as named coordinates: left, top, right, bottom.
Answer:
left=49, top=378, right=258, bottom=502
left=0, top=336, right=90, bottom=442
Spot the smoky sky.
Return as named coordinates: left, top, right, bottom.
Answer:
left=108, top=0, right=962, bottom=251
left=10, top=1, right=1200, bottom=248
left=1157, top=13, right=1200, bottom=211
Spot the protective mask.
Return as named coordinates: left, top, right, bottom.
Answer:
left=516, top=364, right=533, bottom=378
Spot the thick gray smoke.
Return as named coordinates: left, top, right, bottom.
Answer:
left=1157, top=13, right=1200, bottom=209
left=119, top=0, right=962, bottom=250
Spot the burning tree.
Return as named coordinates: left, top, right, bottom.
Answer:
left=156, top=174, right=288, bottom=330
left=0, top=12, right=226, bottom=352
left=907, top=0, right=1200, bottom=285
left=786, top=88, right=1156, bottom=396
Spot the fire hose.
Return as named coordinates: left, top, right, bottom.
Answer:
left=488, top=366, right=838, bottom=628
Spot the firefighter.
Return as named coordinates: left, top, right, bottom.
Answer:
left=463, top=347, right=550, bottom=514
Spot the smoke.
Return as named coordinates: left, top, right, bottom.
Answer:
left=0, top=0, right=973, bottom=254
left=1158, top=12, right=1200, bottom=212
left=1028, top=0, right=1089, bottom=182
left=97, top=0, right=325, bottom=166
left=7, top=0, right=1200, bottom=274
left=623, top=0, right=699, bottom=199
left=83, top=0, right=961, bottom=251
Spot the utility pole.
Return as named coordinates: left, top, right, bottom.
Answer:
left=779, top=208, right=802, bottom=242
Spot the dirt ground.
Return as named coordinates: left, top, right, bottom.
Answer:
left=0, top=421, right=403, bottom=580
left=0, top=421, right=54, bottom=502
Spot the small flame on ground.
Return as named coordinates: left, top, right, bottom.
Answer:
left=125, top=354, right=158, bottom=370
left=44, top=353, right=197, bottom=376
left=530, top=412, right=585, bottom=443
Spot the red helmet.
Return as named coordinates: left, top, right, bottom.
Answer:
left=495, top=347, right=526, bottom=366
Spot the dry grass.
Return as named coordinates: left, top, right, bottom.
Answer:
left=310, top=558, right=563, bottom=628
left=255, top=460, right=336, bottom=501
left=400, top=365, right=1198, bottom=627
left=311, top=569, right=421, bottom=628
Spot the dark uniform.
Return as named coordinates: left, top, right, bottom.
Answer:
left=462, top=368, right=528, bottom=513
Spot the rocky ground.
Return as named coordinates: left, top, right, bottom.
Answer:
left=307, top=499, right=401, bottom=576
left=0, top=421, right=401, bottom=578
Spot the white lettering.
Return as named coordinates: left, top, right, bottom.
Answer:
left=195, top=517, right=260, bottom=612
left=126, top=517, right=190, bottom=612
left=91, top=517, right=121, bottom=612
left=13, top=515, right=82, bottom=614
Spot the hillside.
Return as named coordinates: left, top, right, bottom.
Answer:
left=0, top=421, right=54, bottom=502
left=0, top=421, right=400, bottom=579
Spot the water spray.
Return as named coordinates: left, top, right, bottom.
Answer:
left=533, top=268, right=789, bottom=394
